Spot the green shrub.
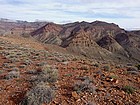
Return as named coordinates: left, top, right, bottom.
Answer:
left=64, top=73, right=72, bottom=77
left=109, top=75, right=118, bottom=79
left=103, top=65, right=110, bottom=71
left=72, top=58, right=78, bottom=61
left=122, top=85, right=135, bottom=94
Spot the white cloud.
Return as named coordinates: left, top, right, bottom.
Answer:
left=0, top=0, right=140, bottom=29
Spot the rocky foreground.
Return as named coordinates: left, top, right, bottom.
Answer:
left=0, top=36, right=139, bottom=105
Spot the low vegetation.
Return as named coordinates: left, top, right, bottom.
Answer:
left=4, top=71, right=20, bottom=80
left=136, top=64, right=140, bottom=70
left=28, top=65, right=58, bottom=85
left=73, top=78, right=96, bottom=93
left=127, top=67, right=138, bottom=71
left=93, top=63, right=99, bottom=67
left=109, top=75, right=118, bottom=79
left=20, top=83, right=55, bottom=105
left=80, top=65, right=89, bottom=70
left=103, top=65, right=110, bottom=71
left=122, top=85, right=136, bottom=94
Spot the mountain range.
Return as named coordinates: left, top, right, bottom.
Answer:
left=0, top=18, right=140, bottom=64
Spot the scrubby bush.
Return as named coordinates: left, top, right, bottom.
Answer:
left=28, top=65, right=58, bottom=84
left=42, top=67, right=58, bottom=83
left=7, top=64, right=16, bottom=69
left=12, top=67, right=19, bottom=71
left=72, top=58, right=78, bottom=61
left=19, top=65, right=26, bottom=68
left=4, top=71, right=20, bottom=80
left=2, top=63, right=9, bottom=68
left=127, top=67, right=138, bottom=71
left=94, top=63, right=99, bottom=67
left=36, top=62, right=46, bottom=67
left=32, top=56, right=38, bottom=59
left=80, top=65, right=89, bottom=70
left=103, top=65, right=110, bottom=71
left=20, top=83, right=55, bottom=105
left=127, top=71, right=139, bottom=75
left=29, top=75, right=50, bottom=85
left=73, top=78, right=96, bottom=93
left=9, top=58, right=20, bottom=62
left=26, top=70, right=39, bottom=75
left=115, top=65, right=122, bottom=69
left=0, top=70, right=4, bottom=74
left=109, top=75, right=118, bottom=79
left=136, top=64, right=140, bottom=70
left=122, top=85, right=135, bottom=94
left=23, top=60, right=32, bottom=65
left=64, top=73, right=72, bottom=77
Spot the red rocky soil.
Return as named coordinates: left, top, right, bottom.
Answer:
left=0, top=36, right=139, bottom=105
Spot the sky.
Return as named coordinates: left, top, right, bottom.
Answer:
left=0, top=0, right=140, bottom=29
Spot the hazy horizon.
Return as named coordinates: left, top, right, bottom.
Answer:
left=0, top=0, right=140, bottom=29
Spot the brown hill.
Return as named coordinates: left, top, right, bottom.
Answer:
left=31, top=23, right=63, bottom=45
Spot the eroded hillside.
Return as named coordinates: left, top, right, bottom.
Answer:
left=31, top=21, right=140, bottom=64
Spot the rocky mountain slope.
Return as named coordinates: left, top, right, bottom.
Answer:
left=31, top=21, right=140, bottom=64
left=0, top=36, right=139, bottom=105
left=31, top=23, right=63, bottom=45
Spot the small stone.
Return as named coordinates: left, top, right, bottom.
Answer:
left=83, top=96, right=86, bottom=98
left=115, top=79, right=119, bottom=84
left=62, top=61, right=69, bottom=65
left=61, top=100, right=68, bottom=105
left=53, top=101, right=59, bottom=104
left=76, top=99, right=81, bottom=102
left=136, top=78, right=140, bottom=82
left=72, top=91, right=79, bottom=99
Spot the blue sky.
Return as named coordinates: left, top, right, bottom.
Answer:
left=0, top=0, right=140, bottom=29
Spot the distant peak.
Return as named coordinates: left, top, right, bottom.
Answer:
left=91, top=20, right=119, bottom=27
